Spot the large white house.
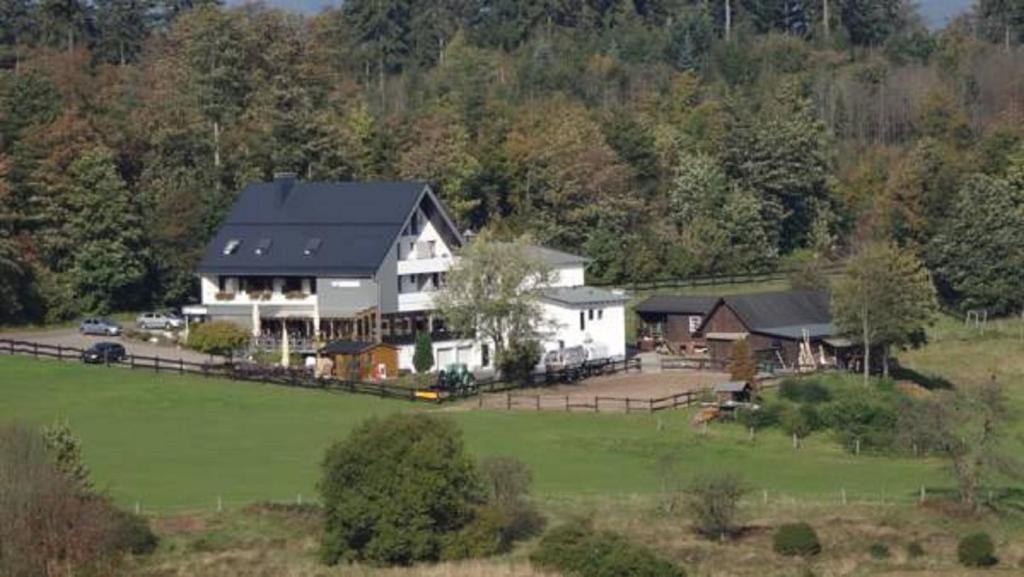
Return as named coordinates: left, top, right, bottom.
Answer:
left=189, top=175, right=626, bottom=372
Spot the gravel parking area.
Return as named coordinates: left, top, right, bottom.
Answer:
left=0, top=328, right=219, bottom=364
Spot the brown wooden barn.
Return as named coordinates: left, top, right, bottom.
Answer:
left=319, top=340, right=399, bottom=381
left=695, top=291, right=854, bottom=371
left=634, top=295, right=718, bottom=355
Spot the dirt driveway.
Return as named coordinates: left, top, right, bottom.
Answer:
left=0, top=328, right=220, bottom=364
left=475, top=369, right=732, bottom=412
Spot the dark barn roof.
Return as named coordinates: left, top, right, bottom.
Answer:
left=635, top=295, right=718, bottom=316
left=698, top=291, right=835, bottom=340
left=198, top=180, right=435, bottom=276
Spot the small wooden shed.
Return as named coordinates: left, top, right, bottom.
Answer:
left=320, top=340, right=399, bottom=381
left=715, top=381, right=753, bottom=403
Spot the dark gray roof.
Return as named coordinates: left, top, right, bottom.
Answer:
left=699, top=291, right=836, bottom=339
left=198, top=181, right=432, bottom=276
left=724, top=291, right=831, bottom=331
left=715, top=381, right=751, bottom=392
left=524, top=245, right=590, bottom=267
left=635, top=295, right=718, bottom=316
left=756, top=323, right=836, bottom=339
left=541, top=286, right=629, bottom=306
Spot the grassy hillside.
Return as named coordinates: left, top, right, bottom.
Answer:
left=0, top=355, right=946, bottom=512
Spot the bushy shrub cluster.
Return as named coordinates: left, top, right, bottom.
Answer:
left=868, top=542, right=890, bottom=559
left=957, top=532, right=998, bottom=567
left=319, top=414, right=483, bottom=566
left=685, top=473, right=747, bottom=540
left=779, top=378, right=833, bottom=404
left=531, top=520, right=685, bottom=577
left=772, top=522, right=821, bottom=557
left=757, top=377, right=913, bottom=453
left=818, top=388, right=899, bottom=451
left=443, top=457, right=544, bottom=560
left=499, top=339, right=542, bottom=385
left=0, top=424, right=158, bottom=577
left=319, top=414, right=541, bottom=567
left=906, top=541, right=925, bottom=559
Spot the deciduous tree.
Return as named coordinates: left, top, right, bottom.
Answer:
left=832, top=240, right=936, bottom=383
left=434, top=233, right=553, bottom=373
left=929, top=171, right=1024, bottom=315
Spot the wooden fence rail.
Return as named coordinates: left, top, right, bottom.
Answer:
left=0, top=339, right=642, bottom=405
left=591, top=263, right=845, bottom=292
left=479, top=388, right=698, bottom=413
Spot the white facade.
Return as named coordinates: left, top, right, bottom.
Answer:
left=538, top=299, right=627, bottom=360
left=549, top=264, right=585, bottom=288
left=398, top=338, right=490, bottom=373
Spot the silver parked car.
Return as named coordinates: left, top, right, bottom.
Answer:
left=136, top=311, right=184, bottom=330
left=79, top=318, right=122, bottom=336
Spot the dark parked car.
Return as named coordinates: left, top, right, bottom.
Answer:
left=82, top=342, right=126, bottom=364
left=79, top=317, right=122, bottom=336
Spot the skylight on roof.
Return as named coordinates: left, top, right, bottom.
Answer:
left=223, top=239, right=241, bottom=255
left=254, top=238, right=272, bottom=256
left=303, top=238, right=322, bottom=256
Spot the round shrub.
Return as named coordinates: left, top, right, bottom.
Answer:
left=772, top=522, right=822, bottom=557
left=531, top=520, right=685, bottom=577
left=318, top=414, right=482, bottom=566
left=868, top=542, right=890, bottom=559
left=906, top=541, right=925, bottom=559
left=108, top=508, right=159, bottom=555
left=958, top=532, right=997, bottom=568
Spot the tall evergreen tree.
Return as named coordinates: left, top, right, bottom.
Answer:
left=95, top=0, right=153, bottom=65
left=38, top=0, right=91, bottom=52
left=64, top=147, right=146, bottom=313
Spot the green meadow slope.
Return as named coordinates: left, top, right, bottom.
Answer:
left=0, top=354, right=946, bottom=512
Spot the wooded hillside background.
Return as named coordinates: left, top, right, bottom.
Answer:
left=1, top=0, right=1023, bottom=323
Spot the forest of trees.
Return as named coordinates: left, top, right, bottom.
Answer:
left=1, top=0, right=1024, bottom=323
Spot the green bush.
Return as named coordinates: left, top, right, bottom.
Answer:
left=957, top=532, right=998, bottom=567
left=108, top=508, right=159, bottom=555
left=531, top=520, right=685, bottom=577
left=318, top=414, right=482, bottom=566
left=736, top=403, right=779, bottom=430
left=819, top=392, right=899, bottom=452
left=906, top=541, right=925, bottom=559
left=868, top=542, right=890, bottom=559
left=413, top=332, right=434, bottom=373
left=779, top=378, right=833, bottom=404
left=498, top=339, right=542, bottom=385
left=186, top=321, right=249, bottom=359
left=685, top=472, right=747, bottom=540
left=778, top=403, right=814, bottom=439
left=772, top=522, right=822, bottom=557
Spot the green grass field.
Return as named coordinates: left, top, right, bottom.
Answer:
left=0, top=354, right=948, bottom=513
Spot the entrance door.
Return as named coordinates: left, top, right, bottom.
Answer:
left=436, top=347, right=454, bottom=368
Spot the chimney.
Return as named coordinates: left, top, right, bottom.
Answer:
left=274, top=171, right=297, bottom=204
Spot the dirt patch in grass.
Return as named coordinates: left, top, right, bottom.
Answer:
left=473, top=370, right=731, bottom=412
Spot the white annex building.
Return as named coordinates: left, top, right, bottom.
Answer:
left=188, top=175, right=627, bottom=373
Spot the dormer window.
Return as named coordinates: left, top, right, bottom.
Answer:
left=303, top=238, right=322, bottom=256
left=223, top=239, right=241, bottom=255
left=254, top=238, right=272, bottom=256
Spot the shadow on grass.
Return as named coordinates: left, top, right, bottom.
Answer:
left=890, top=365, right=954, bottom=390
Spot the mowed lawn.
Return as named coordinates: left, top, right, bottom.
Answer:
left=0, top=355, right=948, bottom=512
